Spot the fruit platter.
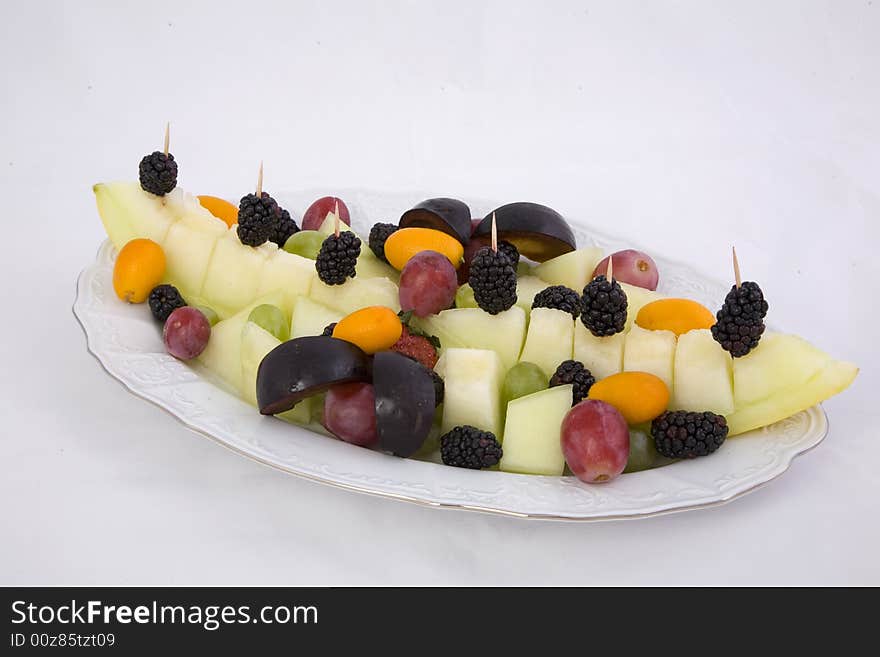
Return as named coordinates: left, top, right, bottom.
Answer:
left=73, top=131, right=858, bottom=520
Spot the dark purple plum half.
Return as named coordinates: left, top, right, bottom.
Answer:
left=372, top=351, right=437, bottom=457
left=399, top=197, right=472, bottom=245
left=474, top=202, right=576, bottom=261
left=257, top=336, right=371, bottom=416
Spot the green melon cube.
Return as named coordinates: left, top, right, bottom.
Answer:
left=201, top=229, right=272, bottom=318
left=671, top=329, right=734, bottom=415
left=515, top=275, right=551, bottom=315
left=573, top=322, right=625, bottom=380
left=435, top=348, right=504, bottom=436
left=240, top=321, right=282, bottom=406
left=623, top=324, right=677, bottom=389
left=290, top=296, right=343, bottom=339
left=499, top=384, right=573, bottom=476
left=534, top=247, right=603, bottom=292
left=518, top=308, right=574, bottom=378
left=162, top=210, right=227, bottom=301
left=257, top=250, right=317, bottom=318
left=196, top=290, right=286, bottom=392
left=413, top=306, right=526, bottom=371
left=309, top=276, right=400, bottom=315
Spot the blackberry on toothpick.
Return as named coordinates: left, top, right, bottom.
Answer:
left=139, top=122, right=178, bottom=196
left=711, top=247, right=769, bottom=357
left=468, top=212, right=517, bottom=315
left=580, top=255, right=628, bottom=336
left=237, top=162, right=280, bottom=247
left=315, top=201, right=361, bottom=285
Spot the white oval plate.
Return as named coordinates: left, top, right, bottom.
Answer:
left=73, top=189, right=828, bottom=521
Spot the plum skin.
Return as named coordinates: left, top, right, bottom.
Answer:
left=561, top=400, right=630, bottom=483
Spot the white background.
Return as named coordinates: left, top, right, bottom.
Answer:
left=1, top=0, right=877, bottom=584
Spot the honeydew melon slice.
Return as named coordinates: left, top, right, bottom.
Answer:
left=201, top=229, right=274, bottom=318
left=732, top=332, right=832, bottom=407
left=623, top=324, right=677, bottom=390
left=317, top=212, right=356, bottom=237
left=619, top=282, right=665, bottom=330
left=290, top=296, right=343, bottom=339
left=240, top=321, right=313, bottom=424
left=413, top=306, right=526, bottom=371
left=727, top=360, right=858, bottom=436
left=671, top=329, right=734, bottom=415
left=533, top=247, right=603, bottom=292
left=309, top=277, right=400, bottom=315
left=256, top=250, right=317, bottom=317
left=240, top=321, right=282, bottom=406
left=518, top=308, right=574, bottom=378
left=499, top=384, right=573, bottom=476
left=515, top=276, right=551, bottom=315
left=573, top=322, right=625, bottom=380
left=196, top=290, right=286, bottom=392
left=355, top=248, right=400, bottom=282
left=93, top=181, right=179, bottom=248
left=434, top=348, right=505, bottom=436
left=161, top=209, right=228, bottom=301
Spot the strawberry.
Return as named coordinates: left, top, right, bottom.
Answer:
left=390, top=326, right=438, bottom=370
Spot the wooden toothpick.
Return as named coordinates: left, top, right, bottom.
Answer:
left=334, top=200, right=340, bottom=238
left=491, top=212, right=498, bottom=253
left=255, top=161, right=263, bottom=197
left=732, top=246, right=742, bottom=289
left=163, top=122, right=170, bottom=156
left=606, top=254, right=614, bottom=283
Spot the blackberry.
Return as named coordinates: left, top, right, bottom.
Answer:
left=430, top=369, right=445, bottom=407
left=497, top=240, right=520, bottom=267
left=138, top=151, right=178, bottom=196
left=581, top=275, right=627, bottom=336
left=237, top=192, right=279, bottom=247
left=148, top=284, right=186, bottom=323
left=321, top=322, right=338, bottom=337
left=651, top=410, right=728, bottom=459
left=368, top=222, right=398, bottom=263
left=315, top=231, right=361, bottom=285
left=532, top=285, right=582, bottom=320
left=711, top=281, right=769, bottom=357
left=468, top=246, right=517, bottom=315
left=440, top=425, right=503, bottom=469
left=549, top=360, right=596, bottom=405
left=270, top=207, right=299, bottom=247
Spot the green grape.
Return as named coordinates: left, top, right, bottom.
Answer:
left=502, top=362, right=549, bottom=405
left=192, top=305, right=219, bottom=326
left=247, top=304, right=288, bottom=341
left=283, top=230, right=325, bottom=259
left=454, top=283, right=478, bottom=309
left=623, top=425, right=661, bottom=473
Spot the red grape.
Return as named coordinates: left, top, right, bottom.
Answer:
left=593, top=249, right=659, bottom=291
left=301, top=196, right=351, bottom=231
left=398, top=250, right=458, bottom=317
left=323, top=382, right=378, bottom=446
left=470, top=218, right=482, bottom=236
left=163, top=307, right=211, bottom=360
left=561, top=400, right=630, bottom=483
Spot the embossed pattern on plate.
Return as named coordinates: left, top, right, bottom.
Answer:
left=73, top=189, right=828, bottom=520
